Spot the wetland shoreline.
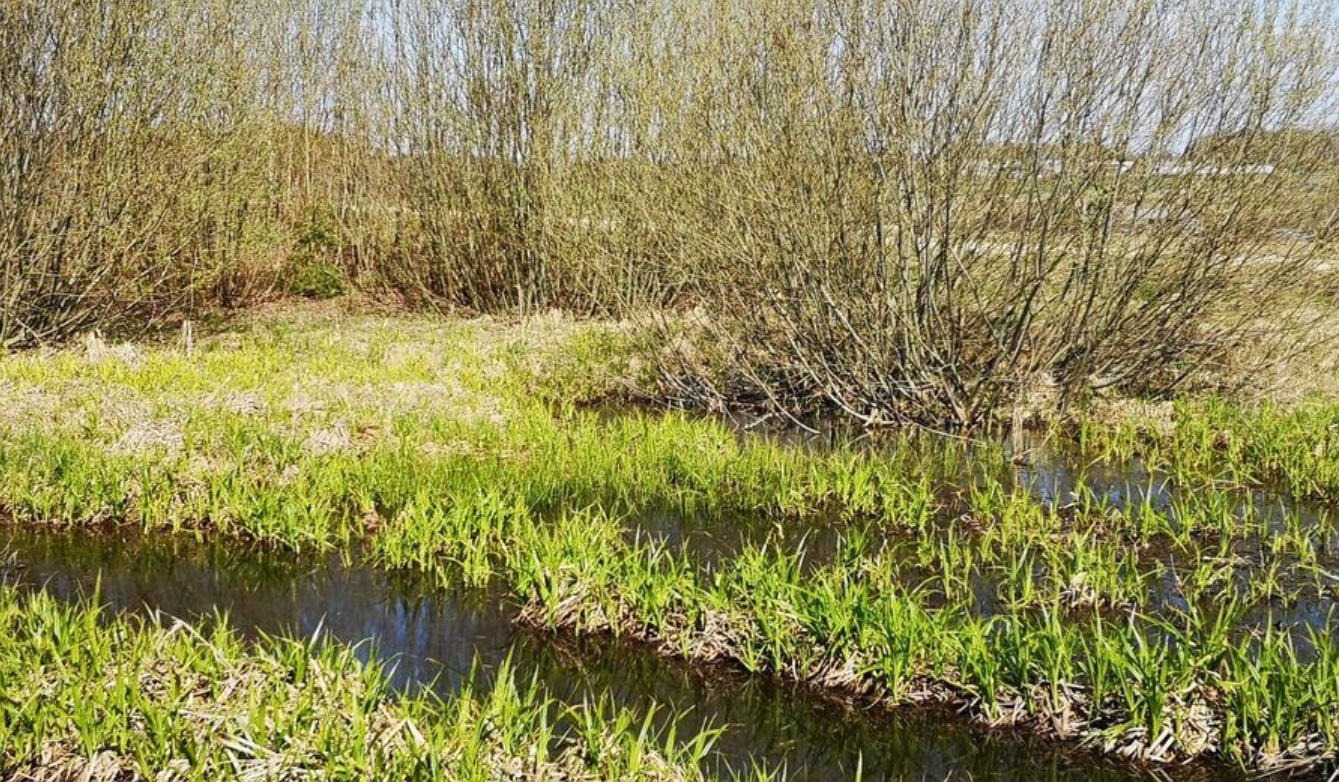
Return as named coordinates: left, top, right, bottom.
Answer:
left=1, top=307, right=1337, bottom=779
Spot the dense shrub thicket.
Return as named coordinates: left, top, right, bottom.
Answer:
left=2, top=0, right=1337, bottom=426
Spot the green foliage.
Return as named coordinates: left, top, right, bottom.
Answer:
left=3, top=309, right=1339, bottom=773
left=287, top=261, right=350, bottom=300
left=0, top=588, right=749, bottom=781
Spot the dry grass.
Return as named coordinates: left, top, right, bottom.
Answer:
left=0, top=301, right=646, bottom=463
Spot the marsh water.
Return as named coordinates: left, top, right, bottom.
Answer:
left=3, top=526, right=1242, bottom=782
left=639, top=426, right=1339, bottom=644
left=3, top=426, right=1335, bottom=781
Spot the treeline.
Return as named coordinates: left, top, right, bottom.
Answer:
left=2, top=0, right=1337, bottom=426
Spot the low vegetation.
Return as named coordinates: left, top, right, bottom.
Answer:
left=6, top=0, right=1339, bottom=776
left=1, top=307, right=1338, bottom=776
left=0, top=585, right=750, bottom=781
left=1077, top=398, right=1339, bottom=502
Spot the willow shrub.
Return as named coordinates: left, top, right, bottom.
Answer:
left=4, top=0, right=1338, bottom=428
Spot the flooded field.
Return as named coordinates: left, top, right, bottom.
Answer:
left=2, top=524, right=1254, bottom=782
left=2, top=313, right=1338, bottom=779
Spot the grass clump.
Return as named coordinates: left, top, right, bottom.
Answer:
left=367, top=500, right=1339, bottom=772
left=1075, top=397, right=1339, bottom=502
left=0, top=585, right=757, bottom=782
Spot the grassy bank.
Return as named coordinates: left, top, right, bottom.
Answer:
left=1076, top=397, right=1339, bottom=503
left=0, top=585, right=749, bottom=781
left=2, top=304, right=1338, bottom=775
left=0, top=304, right=957, bottom=548
left=370, top=496, right=1339, bottom=772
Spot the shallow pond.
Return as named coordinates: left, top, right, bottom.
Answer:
left=1, top=525, right=1265, bottom=782
left=633, top=430, right=1339, bottom=642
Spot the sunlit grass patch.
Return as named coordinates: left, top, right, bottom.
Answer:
left=0, top=586, right=758, bottom=782
left=3, top=304, right=1339, bottom=775
left=371, top=501, right=1339, bottom=771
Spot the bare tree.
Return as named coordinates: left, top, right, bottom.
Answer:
left=650, top=0, right=1339, bottom=428
left=2, top=0, right=1336, bottom=429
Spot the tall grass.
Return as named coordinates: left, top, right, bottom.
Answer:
left=0, top=587, right=755, bottom=781
left=371, top=500, right=1339, bottom=771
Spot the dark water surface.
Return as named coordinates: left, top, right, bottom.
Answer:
left=2, top=525, right=1259, bottom=782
